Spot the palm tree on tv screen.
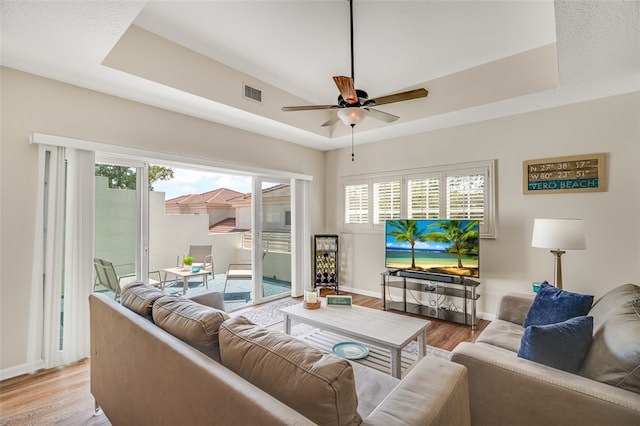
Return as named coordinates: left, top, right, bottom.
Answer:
left=424, top=220, right=479, bottom=268
left=387, top=220, right=429, bottom=269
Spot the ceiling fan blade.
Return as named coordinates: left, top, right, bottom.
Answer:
left=321, top=114, right=340, bottom=127
left=333, top=76, right=358, bottom=104
left=282, top=105, right=340, bottom=112
left=365, top=108, right=399, bottom=123
left=367, top=88, right=428, bottom=107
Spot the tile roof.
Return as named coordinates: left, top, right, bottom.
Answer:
left=165, top=188, right=245, bottom=207
left=208, top=218, right=248, bottom=233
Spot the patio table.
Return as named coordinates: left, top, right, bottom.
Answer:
left=162, top=267, right=211, bottom=295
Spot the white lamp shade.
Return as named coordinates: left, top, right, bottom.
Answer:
left=337, top=107, right=368, bottom=125
left=531, top=218, right=586, bottom=250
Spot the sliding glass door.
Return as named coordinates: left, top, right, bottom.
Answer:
left=253, top=178, right=292, bottom=304
left=94, top=156, right=150, bottom=297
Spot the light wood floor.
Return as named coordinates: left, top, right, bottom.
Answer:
left=0, top=292, right=488, bottom=425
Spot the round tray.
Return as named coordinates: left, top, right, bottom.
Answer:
left=332, top=342, right=369, bottom=360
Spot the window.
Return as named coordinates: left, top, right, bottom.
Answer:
left=373, top=180, right=401, bottom=224
left=408, top=175, right=440, bottom=219
left=344, top=183, right=369, bottom=225
left=446, top=173, right=485, bottom=220
left=342, top=160, right=496, bottom=238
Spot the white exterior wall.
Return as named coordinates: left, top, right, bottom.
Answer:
left=209, top=207, right=234, bottom=227
left=149, top=190, right=243, bottom=274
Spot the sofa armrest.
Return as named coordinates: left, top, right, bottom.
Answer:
left=362, top=357, right=470, bottom=426
left=184, top=290, right=225, bottom=311
left=451, top=342, right=640, bottom=426
left=495, top=292, right=535, bottom=324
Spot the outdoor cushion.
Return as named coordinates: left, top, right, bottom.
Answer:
left=152, top=296, right=229, bottom=363
left=219, top=316, right=362, bottom=426
left=121, top=282, right=167, bottom=320
left=523, top=282, right=593, bottom=327
left=518, top=316, right=593, bottom=373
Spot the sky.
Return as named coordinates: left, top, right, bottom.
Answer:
left=152, top=167, right=252, bottom=200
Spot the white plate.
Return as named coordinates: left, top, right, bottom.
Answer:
left=332, top=342, right=369, bottom=360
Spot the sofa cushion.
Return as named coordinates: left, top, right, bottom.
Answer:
left=518, top=316, right=593, bottom=373
left=219, top=316, right=362, bottom=426
left=120, top=282, right=166, bottom=320
left=152, top=296, right=229, bottom=363
left=349, top=360, right=400, bottom=419
left=588, top=283, right=640, bottom=331
left=580, top=285, right=640, bottom=394
left=475, top=319, right=524, bottom=352
left=523, top=282, right=594, bottom=327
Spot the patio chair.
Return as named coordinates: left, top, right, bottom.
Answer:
left=93, top=257, right=161, bottom=300
left=223, top=263, right=252, bottom=302
left=185, top=245, right=214, bottom=274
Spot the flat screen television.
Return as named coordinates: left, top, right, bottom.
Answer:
left=385, top=219, right=480, bottom=278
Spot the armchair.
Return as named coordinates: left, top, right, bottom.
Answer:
left=93, top=257, right=161, bottom=299
left=185, top=245, right=214, bottom=273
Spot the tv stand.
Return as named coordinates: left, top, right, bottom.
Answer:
left=381, top=271, right=480, bottom=329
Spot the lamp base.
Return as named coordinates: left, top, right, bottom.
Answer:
left=550, top=249, right=566, bottom=289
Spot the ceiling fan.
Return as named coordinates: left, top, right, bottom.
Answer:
left=281, top=0, right=428, bottom=128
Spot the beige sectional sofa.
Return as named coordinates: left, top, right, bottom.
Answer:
left=451, top=283, right=640, bottom=426
left=90, top=283, right=470, bottom=425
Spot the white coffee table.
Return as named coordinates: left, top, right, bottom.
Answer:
left=281, top=300, right=430, bottom=378
left=162, top=267, right=211, bottom=295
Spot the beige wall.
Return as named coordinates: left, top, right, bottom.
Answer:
left=0, top=67, right=325, bottom=374
left=325, top=92, right=640, bottom=314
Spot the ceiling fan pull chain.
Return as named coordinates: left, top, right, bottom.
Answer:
left=351, top=123, right=355, bottom=162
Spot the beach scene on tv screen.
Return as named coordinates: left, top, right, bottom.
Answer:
left=386, top=219, right=480, bottom=278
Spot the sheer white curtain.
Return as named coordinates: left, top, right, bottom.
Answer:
left=61, top=148, right=95, bottom=364
left=28, top=145, right=95, bottom=370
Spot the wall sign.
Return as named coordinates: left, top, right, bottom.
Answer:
left=523, top=153, right=607, bottom=194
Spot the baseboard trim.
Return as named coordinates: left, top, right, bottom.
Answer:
left=0, top=359, right=45, bottom=381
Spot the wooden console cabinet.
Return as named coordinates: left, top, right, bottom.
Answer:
left=381, top=271, right=480, bottom=329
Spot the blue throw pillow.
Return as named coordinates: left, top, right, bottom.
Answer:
left=517, top=316, right=593, bottom=373
left=523, top=282, right=593, bottom=327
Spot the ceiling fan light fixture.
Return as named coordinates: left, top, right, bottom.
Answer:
left=337, top=107, right=368, bottom=126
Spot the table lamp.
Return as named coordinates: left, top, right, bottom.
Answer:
left=531, top=218, right=586, bottom=289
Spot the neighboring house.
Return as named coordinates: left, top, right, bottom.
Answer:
left=164, top=184, right=292, bottom=234
left=165, top=188, right=244, bottom=229
left=229, top=184, right=292, bottom=232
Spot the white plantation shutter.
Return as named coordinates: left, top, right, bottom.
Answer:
left=342, top=160, right=495, bottom=238
left=408, top=175, right=440, bottom=219
left=446, top=173, right=485, bottom=220
left=373, top=180, right=401, bottom=224
left=344, top=183, right=368, bottom=224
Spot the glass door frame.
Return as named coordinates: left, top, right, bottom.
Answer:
left=252, top=176, right=292, bottom=304
left=94, top=154, right=150, bottom=283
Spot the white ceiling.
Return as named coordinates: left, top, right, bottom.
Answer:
left=1, top=1, right=639, bottom=151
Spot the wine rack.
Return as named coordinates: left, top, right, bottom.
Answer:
left=313, top=234, right=339, bottom=294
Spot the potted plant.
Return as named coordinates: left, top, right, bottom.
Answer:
left=182, top=255, right=194, bottom=270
